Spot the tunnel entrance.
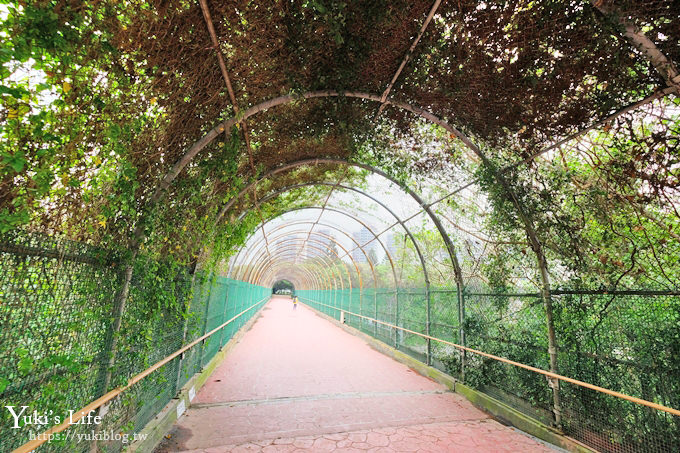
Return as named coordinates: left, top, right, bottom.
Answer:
left=272, top=279, right=295, bottom=296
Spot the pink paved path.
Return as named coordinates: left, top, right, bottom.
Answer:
left=156, top=296, right=555, bottom=452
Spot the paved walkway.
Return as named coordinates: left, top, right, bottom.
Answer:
left=156, top=296, right=555, bottom=452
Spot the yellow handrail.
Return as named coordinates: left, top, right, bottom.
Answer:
left=12, top=297, right=269, bottom=453
left=300, top=297, right=680, bottom=418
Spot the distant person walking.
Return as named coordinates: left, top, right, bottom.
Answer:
left=293, top=296, right=298, bottom=310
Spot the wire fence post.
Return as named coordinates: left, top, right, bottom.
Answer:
left=219, top=279, right=230, bottom=348
left=543, top=286, right=562, bottom=429
left=359, top=287, right=363, bottom=330
left=198, top=280, right=212, bottom=369
left=458, top=286, right=466, bottom=382
left=94, top=262, right=133, bottom=399
left=374, top=289, right=378, bottom=338
left=426, top=283, right=432, bottom=366
left=173, top=309, right=190, bottom=396
left=394, top=288, right=399, bottom=348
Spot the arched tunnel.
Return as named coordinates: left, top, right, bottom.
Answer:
left=1, top=1, right=680, bottom=452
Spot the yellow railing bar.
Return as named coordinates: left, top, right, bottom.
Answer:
left=13, top=297, right=270, bottom=453
left=300, top=297, right=680, bottom=418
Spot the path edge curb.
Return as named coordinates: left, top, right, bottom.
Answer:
left=125, top=301, right=268, bottom=452
left=305, top=304, right=596, bottom=453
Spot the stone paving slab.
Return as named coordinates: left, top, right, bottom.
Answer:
left=174, top=419, right=553, bottom=453
left=159, top=391, right=488, bottom=449
left=156, top=297, right=557, bottom=452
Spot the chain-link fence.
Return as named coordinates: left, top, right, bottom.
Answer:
left=1, top=231, right=269, bottom=452
left=299, top=288, right=680, bottom=453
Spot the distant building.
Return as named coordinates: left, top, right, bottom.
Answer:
left=352, top=227, right=374, bottom=263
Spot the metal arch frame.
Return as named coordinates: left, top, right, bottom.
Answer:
left=245, top=222, right=379, bottom=289
left=240, top=230, right=355, bottom=286
left=231, top=206, right=391, bottom=289
left=267, top=263, right=319, bottom=291
left=216, top=158, right=464, bottom=289
left=255, top=241, right=346, bottom=308
left=269, top=274, right=303, bottom=293
left=247, top=232, right=356, bottom=290
left=263, top=261, right=329, bottom=301
left=216, top=159, right=465, bottom=367
left=230, top=181, right=435, bottom=362
left=228, top=207, right=399, bottom=290
left=142, top=90, right=479, bottom=217
left=257, top=242, right=364, bottom=332
left=245, top=228, right=370, bottom=323
left=244, top=180, right=438, bottom=263
left=238, top=230, right=356, bottom=288
left=279, top=257, right=326, bottom=292
left=240, top=241, right=332, bottom=290
left=124, top=89, right=571, bottom=425
left=250, top=238, right=349, bottom=292
left=260, top=247, right=334, bottom=294
left=232, top=180, right=431, bottom=290
left=253, top=242, right=339, bottom=290
left=270, top=272, right=307, bottom=292
left=228, top=207, right=401, bottom=339
left=264, top=261, right=317, bottom=289
left=273, top=260, right=323, bottom=291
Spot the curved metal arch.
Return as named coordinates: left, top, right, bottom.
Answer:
left=216, top=158, right=463, bottom=288
left=145, top=89, right=479, bottom=221
left=234, top=180, right=430, bottom=292
left=268, top=265, right=313, bottom=290
left=130, top=89, right=560, bottom=424
left=276, top=259, right=324, bottom=291
left=253, top=232, right=357, bottom=313
left=270, top=275, right=302, bottom=293
left=248, top=232, right=357, bottom=290
left=239, top=229, right=356, bottom=286
left=245, top=222, right=379, bottom=289
left=230, top=216, right=380, bottom=287
left=260, top=252, right=348, bottom=313
left=252, top=242, right=346, bottom=296
left=256, top=244, right=341, bottom=298
left=267, top=221, right=381, bottom=288
left=228, top=206, right=399, bottom=291
left=232, top=189, right=434, bottom=361
left=246, top=180, right=436, bottom=269
left=235, top=242, right=330, bottom=290
left=238, top=229, right=358, bottom=288
left=248, top=238, right=350, bottom=291
left=272, top=261, right=322, bottom=291
left=253, top=233, right=361, bottom=314
left=240, top=182, right=403, bottom=265
left=256, top=247, right=329, bottom=290
left=273, top=267, right=314, bottom=288
left=262, top=260, right=325, bottom=291
left=268, top=266, right=318, bottom=291
left=229, top=210, right=395, bottom=336
left=258, top=248, right=334, bottom=291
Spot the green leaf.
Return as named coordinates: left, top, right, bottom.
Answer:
left=18, top=357, right=34, bottom=375
left=5, top=154, right=27, bottom=172
left=0, top=377, right=9, bottom=394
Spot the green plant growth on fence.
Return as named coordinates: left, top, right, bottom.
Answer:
left=300, top=288, right=680, bottom=453
left=0, top=231, right=269, bottom=452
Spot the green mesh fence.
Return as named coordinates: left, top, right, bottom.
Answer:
left=299, top=288, right=680, bottom=453
left=0, top=231, right=269, bottom=452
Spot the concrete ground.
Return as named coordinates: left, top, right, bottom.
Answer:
left=156, top=296, right=555, bottom=452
